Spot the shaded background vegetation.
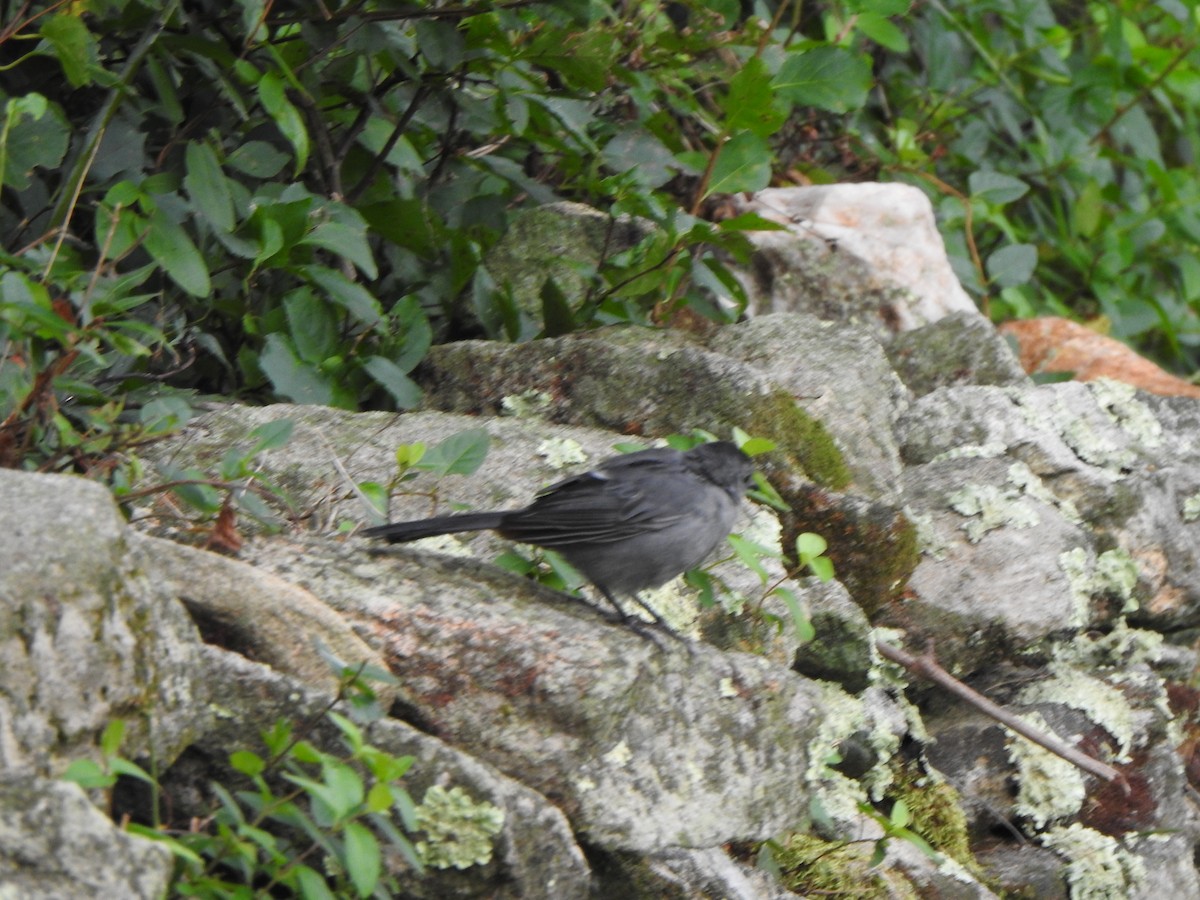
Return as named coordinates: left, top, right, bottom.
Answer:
left=3, top=0, right=1200, bottom=481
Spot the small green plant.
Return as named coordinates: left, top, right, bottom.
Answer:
left=64, top=667, right=430, bottom=898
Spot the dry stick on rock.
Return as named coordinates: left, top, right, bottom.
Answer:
left=875, top=638, right=1128, bottom=790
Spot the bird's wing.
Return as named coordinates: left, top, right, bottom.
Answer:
left=498, top=459, right=688, bottom=548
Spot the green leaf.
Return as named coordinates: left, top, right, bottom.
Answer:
left=390, top=295, right=433, bottom=374
left=540, top=277, right=575, bottom=337
left=230, top=750, right=265, bottom=776
left=142, top=212, right=211, bottom=297
left=415, top=428, right=491, bottom=477
left=61, top=758, right=115, bottom=790
left=724, top=57, right=787, bottom=138
left=968, top=171, right=1029, bottom=204
left=986, top=243, right=1038, bottom=288
left=705, top=132, right=772, bottom=198
left=284, top=288, right=339, bottom=363
left=301, top=220, right=378, bottom=280
left=249, top=418, right=295, bottom=452
left=773, top=46, right=872, bottom=111
left=41, top=14, right=96, bottom=87
left=303, top=266, right=382, bottom=327
left=257, top=70, right=309, bottom=174
left=1, top=95, right=69, bottom=190
left=727, top=533, right=776, bottom=582
left=343, top=821, right=381, bottom=898
left=363, top=356, right=423, bottom=409
left=296, top=865, right=338, bottom=900
left=855, top=14, right=910, bottom=53
left=185, top=140, right=235, bottom=233
left=226, top=139, right=289, bottom=178
left=99, top=719, right=126, bottom=757
left=260, top=333, right=335, bottom=404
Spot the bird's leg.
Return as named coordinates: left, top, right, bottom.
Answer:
left=598, top=586, right=688, bottom=645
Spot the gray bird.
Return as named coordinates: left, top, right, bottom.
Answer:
left=362, top=441, right=755, bottom=629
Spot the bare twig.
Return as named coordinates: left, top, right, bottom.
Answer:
left=875, top=638, right=1128, bottom=789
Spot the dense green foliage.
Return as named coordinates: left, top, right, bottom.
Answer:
left=3, top=0, right=1200, bottom=481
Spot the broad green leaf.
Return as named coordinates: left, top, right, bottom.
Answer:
left=1, top=95, right=69, bottom=190
left=142, top=212, right=211, bottom=297
left=301, top=220, right=378, bottom=279
left=724, top=57, right=787, bottom=138
left=185, top=140, right=235, bottom=232
left=855, top=13, right=910, bottom=53
left=343, top=821, right=381, bottom=898
left=260, top=333, right=335, bottom=404
left=303, top=266, right=382, bottom=326
left=390, top=295, right=433, bottom=373
left=704, top=132, right=772, bottom=198
left=416, top=428, right=491, bottom=477
left=968, top=171, right=1029, bottom=204
left=226, top=139, right=289, bottom=178
left=363, top=356, right=422, bottom=409
left=284, top=288, right=339, bottom=363
left=987, top=243, right=1038, bottom=288
left=773, top=46, right=872, bottom=111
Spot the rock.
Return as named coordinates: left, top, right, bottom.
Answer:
left=174, top=646, right=594, bottom=900
left=888, top=311, right=1029, bottom=396
left=737, top=183, right=980, bottom=336
left=0, top=775, right=172, bottom=900
left=0, top=470, right=207, bottom=775
left=1001, top=316, right=1200, bottom=398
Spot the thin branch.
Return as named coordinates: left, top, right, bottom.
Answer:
left=875, top=638, right=1128, bottom=789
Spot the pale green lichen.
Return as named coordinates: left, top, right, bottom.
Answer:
left=1007, top=712, right=1086, bottom=828
left=1018, top=665, right=1135, bottom=762
left=805, top=683, right=872, bottom=827
left=1059, top=547, right=1141, bottom=626
left=906, top=508, right=951, bottom=560
left=1041, top=823, right=1145, bottom=899
left=1089, top=378, right=1161, bottom=449
left=947, top=483, right=1039, bottom=542
left=536, top=436, right=587, bottom=468
left=718, top=677, right=738, bottom=698
left=500, top=390, right=553, bottom=418
left=1182, top=492, right=1200, bottom=523
left=413, top=785, right=505, bottom=870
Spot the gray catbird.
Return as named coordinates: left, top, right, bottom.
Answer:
left=362, top=441, right=755, bottom=627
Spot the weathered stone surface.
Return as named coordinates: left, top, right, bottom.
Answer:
left=0, top=775, right=172, bottom=900
left=186, top=646, right=593, bottom=900
left=0, top=470, right=207, bottom=775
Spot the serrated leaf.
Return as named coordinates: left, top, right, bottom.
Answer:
left=773, top=46, right=872, bottom=111
left=724, top=57, right=788, bottom=137
left=705, top=132, right=772, bottom=198
left=185, top=140, right=235, bottom=232
left=41, top=14, right=96, bottom=87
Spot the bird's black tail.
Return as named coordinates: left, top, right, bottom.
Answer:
left=361, top=511, right=506, bottom=543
